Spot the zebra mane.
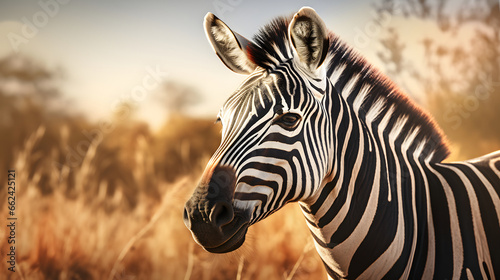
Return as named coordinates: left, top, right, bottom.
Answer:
left=246, top=16, right=450, bottom=162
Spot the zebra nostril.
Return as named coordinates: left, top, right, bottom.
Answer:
left=210, top=201, right=234, bottom=228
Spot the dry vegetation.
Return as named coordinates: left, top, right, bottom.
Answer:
left=0, top=97, right=325, bottom=279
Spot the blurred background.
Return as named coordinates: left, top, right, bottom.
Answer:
left=0, top=0, right=498, bottom=279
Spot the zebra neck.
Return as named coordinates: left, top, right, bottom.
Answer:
left=299, top=91, right=379, bottom=277
left=300, top=87, right=431, bottom=278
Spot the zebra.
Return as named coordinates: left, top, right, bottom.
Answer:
left=183, top=6, right=500, bottom=279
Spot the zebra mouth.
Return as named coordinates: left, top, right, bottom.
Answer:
left=204, top=223, right=249, bottom=253
left=202, top=215, right=249, bottom=254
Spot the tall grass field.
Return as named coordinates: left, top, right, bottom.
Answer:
left=0, top=117, right=325, bottom=280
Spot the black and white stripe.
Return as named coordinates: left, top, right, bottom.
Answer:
left=185, top=7, right=500, bottom=279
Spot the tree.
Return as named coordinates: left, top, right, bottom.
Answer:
left=157, top=80, right=201, bottom=116
left=0, top=54, right=62, bottom=102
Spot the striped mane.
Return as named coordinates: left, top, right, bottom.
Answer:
left=247, top=16, right=450, bottom=162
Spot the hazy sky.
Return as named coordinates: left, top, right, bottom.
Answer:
left=0, top=0, right=459, bottom=129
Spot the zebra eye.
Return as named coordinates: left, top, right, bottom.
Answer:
left=276, top=113, right=301, bottom=129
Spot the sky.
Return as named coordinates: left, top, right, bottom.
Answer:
left=0, top=0, right=465, bottom=129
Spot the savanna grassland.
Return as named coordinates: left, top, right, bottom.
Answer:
left=0, top=119, right=326, bottom=280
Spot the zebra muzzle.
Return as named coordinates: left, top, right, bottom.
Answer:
left=183, top=166, right=250, bottom=253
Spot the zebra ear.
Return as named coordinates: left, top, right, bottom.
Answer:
left=204, top=12, right=257, bottom=75
left=289, top=7, right=329, bottom=73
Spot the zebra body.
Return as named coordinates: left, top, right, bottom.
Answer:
left=183, top=7, right=500, bottom=279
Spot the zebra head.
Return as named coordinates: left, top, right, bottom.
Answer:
left=184, top=7, right=332, bottom=253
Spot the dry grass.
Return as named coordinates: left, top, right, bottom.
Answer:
left=0, top=123, right=325, bottom=280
